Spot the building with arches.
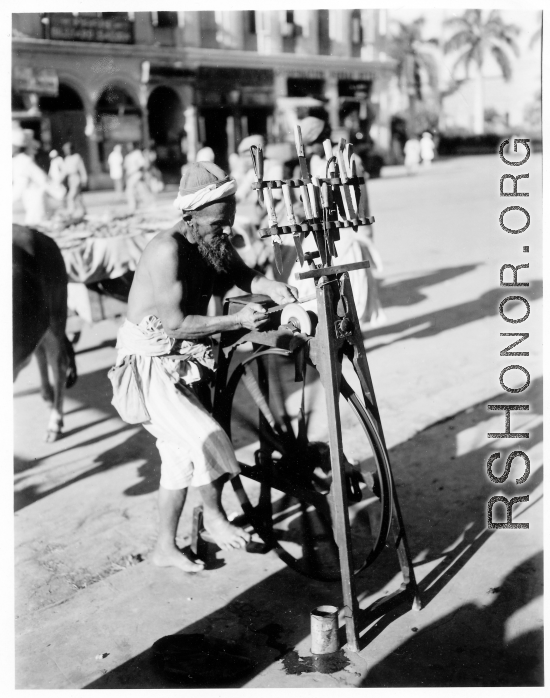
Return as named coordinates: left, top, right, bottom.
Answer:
left=12, top=11, right=394, bottom=188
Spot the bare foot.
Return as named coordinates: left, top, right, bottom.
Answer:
left=203, top=515, right=251, bottom=550
left=151, top=545, right=205, bottom=573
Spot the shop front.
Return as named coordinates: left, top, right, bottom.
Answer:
left=94, top=85, right=142, bottom=173
left=195, top=66, right=274, bottom=170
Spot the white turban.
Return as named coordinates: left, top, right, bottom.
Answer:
left=299, top=117, right=327, bottom=145
left=173, top=161, right=237, bottom=211
left=238, top=134, right=265, bottom=155
left=195, top=146, right=215, bottom=162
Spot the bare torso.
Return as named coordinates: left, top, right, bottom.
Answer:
left=127, top=221, right=216, bottom=326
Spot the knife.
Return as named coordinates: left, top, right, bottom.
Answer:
left=313, top=176, right=337, bottom=260
left=282, top=182, right=305, bottom=266
left=343, top=144, right=359, bottom=214
left=265, top=292, right=317, bottom=315
left=250, top=145, right=264, bottom=204
left=264, top=186, right=283, bottom=274
left=323, top=139, right=347, bottom=220
left=337, top=139, right=357, bottom=221
left=294, top=123, right=316, bottom=222
left=345, top=143, right=371, bottom=219
left=294, top=124, right=311, bottom=185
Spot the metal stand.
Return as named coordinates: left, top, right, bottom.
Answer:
left=212, top=129, right=420, bottom=653
left=300, top=262, right=420, bottom=651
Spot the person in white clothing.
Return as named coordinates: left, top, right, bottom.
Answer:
left=285, top=116, right=386, bottom=327
left=12, top=128, right=51, bottom=226
left=48, top=150, right=65, bottom=186
left=404, top=136, right=421, bottom=175
left=420, top=132, right=435, bottom=168
left=108, top=144, right=124, bottom=195
left=61, top=142, right=88, bottom=217
left=124, top=143, right=152, bottom=213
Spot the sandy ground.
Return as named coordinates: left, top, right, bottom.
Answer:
left=12, top=154, right=543, bottom=688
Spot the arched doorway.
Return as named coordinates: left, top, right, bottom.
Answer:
left=39, top=84, right=87, bottom=168
left=147, top=86, right=184, bottom=178
left=95, top=85, right=142, bottom=171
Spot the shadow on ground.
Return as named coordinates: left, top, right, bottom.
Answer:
left=84, top=378, right=543, bottom=688
left=14, top=364, right=160, bottom=511
left=362, top=552, right=543, bottom=687
left=14, top=347, right=322, bottom=509
left=364, top=280, right=542, bottom=349
left=379, top=264, right=479, bottom=309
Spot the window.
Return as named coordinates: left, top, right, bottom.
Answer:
left=247, top=10, right=256, bottom=34
left=156, top=12, right=178, bottom=29
left=287, top=78, right=325, bottom=100
left=286, top=11, right=294, bottom=24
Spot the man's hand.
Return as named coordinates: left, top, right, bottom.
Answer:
left=267, top=281, right=299, bottom=306
left=236, top=303, right=269, bottom=330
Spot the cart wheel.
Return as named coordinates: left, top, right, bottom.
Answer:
left=221, top=349, right=393, bottom=582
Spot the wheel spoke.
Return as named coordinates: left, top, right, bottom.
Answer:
left=227, top=351, right=384, bottom=582
left=231, top=404, right=284, bottom=454
left=266, top=356, right=299, bottom=444
left=241, top=366, right=289, bottom=449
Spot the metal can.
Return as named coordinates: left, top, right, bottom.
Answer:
left=310, top=605, right=339, bottom=654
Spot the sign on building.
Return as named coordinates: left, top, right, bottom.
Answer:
left=101, top=115, right=142, bottom=142
left=13, top=66, right=59, bottom=96
left=49, top=14, right=133, bottom=44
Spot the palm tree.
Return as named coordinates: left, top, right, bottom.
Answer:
left=443, top=10, right=521, bottom=134
left=387, top=18, right=439, bottom=129
left=529, top=11, right=542, bottom=50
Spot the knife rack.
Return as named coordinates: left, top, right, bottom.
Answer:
left=257, top=216, right=375, bottom=239
left=252, top=178, right=373, bottom=239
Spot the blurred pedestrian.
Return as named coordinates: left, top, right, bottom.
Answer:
left=12, top=128, right=53, bottom=226
left=297, top=116, right=332, bottom=177
left=62, top=142, right=88, bottom=217
left=124, top=143, right=152, bottom=213
left=404, top=136, right=421, bottom=175
left=143, top=144, right=164, bottom=194
left=286, top=116, right=386, bottom=327
left=420, top=132, right=435, bottom=168
left=108, top=144, right=124, bottom=196
left=235, top=135, right=284, bottom=209
left=48, top=150, right=65, bottom=186
left=205, top=135, right=278, bottom=312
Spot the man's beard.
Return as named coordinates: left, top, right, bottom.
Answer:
left=196, top=234, right=234, bottom=274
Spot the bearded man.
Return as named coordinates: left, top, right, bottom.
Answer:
left=112, top=162, right=298, bottom=573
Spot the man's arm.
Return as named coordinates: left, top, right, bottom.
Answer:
left=148, top=239, right=269, bottom=340
left=225, top=243, right=299, bottom=305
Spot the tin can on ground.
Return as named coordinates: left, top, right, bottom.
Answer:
left=310, top=605, right=339, bottom=654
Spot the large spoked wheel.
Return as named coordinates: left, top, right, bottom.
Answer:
left=220, top=348, right=393, bottom=582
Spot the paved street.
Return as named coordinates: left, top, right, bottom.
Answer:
left=12, top=154, right=543, bottom=688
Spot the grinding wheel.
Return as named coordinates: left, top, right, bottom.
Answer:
left=280, top=304, right=314, bottom=335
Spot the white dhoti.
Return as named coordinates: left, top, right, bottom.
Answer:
left=114, top=316, right=240, bottom=489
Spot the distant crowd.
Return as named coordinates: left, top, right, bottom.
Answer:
left=403, top=132, right=436, bottom=175
left=13, top=115, right=416, bottom=329
left=12, top=124, right=164, bottom=227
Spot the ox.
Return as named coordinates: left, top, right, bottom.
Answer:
left=13, top=224, right=77, bottom=442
